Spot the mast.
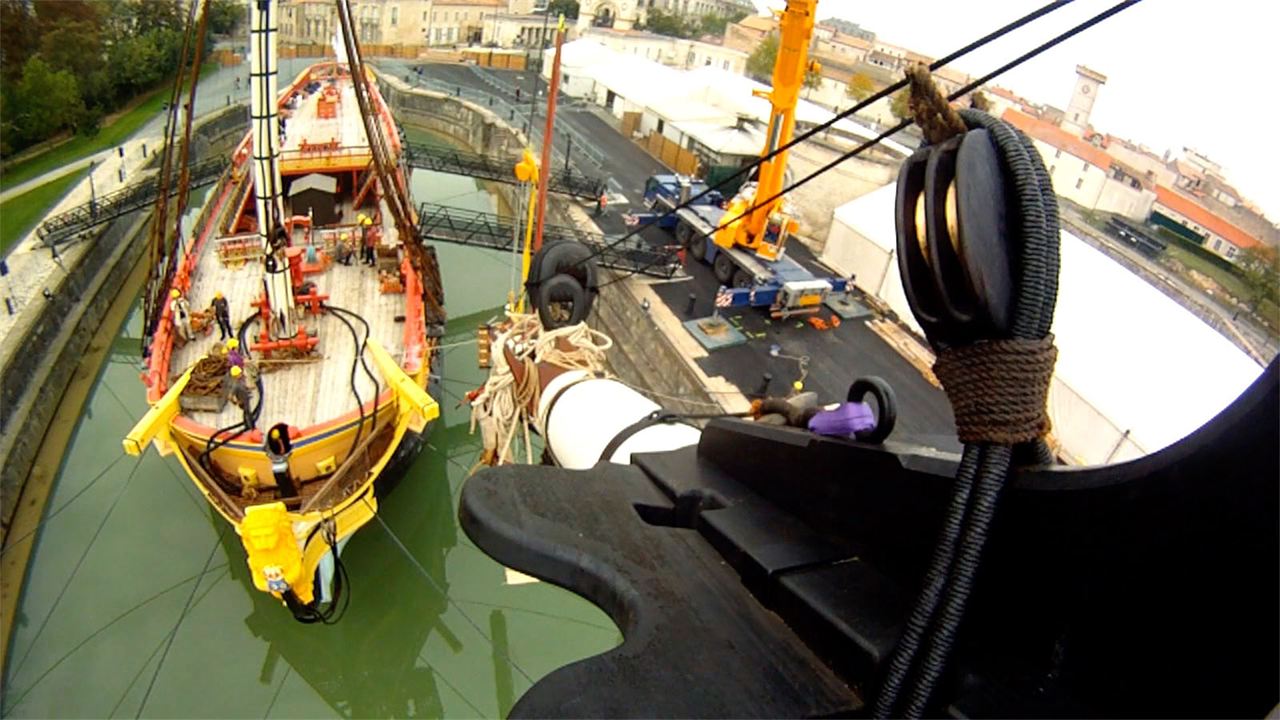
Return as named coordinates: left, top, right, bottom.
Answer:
left=249, top=0, right=297, bottom=339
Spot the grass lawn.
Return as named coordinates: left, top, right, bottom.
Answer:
left=0, top=168, right=87, bottom=256
left=1161, top=243, right=1250, bottom=300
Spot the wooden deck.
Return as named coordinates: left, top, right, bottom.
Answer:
left=168, top=67, right=413, bottom=433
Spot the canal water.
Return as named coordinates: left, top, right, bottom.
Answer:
left=2, top=157, right=620, bottom=718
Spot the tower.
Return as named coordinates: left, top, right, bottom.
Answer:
left=575, top=0, right=639, bottom=32
left=1060, top=65, right=1106, bottom=137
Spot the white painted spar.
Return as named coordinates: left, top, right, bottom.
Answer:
left=249, top=0, right=296, bottom=338
left=538, top=370, right=702, bottom=469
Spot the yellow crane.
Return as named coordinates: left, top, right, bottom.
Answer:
left=714, top=0, right=820, bottom=262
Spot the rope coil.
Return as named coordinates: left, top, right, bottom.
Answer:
left=933, top=336, right=1057, bottom=444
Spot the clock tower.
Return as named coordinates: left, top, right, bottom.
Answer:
left=1061, top=65, right=1106, bottom=137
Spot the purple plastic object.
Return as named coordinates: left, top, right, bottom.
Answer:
left=808, top=402, right=876, bottom=437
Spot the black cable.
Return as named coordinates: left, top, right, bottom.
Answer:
left=569, top=0, right=1076, bottom=272
left=323, top=304, right=370, bottom=451
left=599, top=0, right=1142, bottom=287
left=325, top=304, right=381, bottom=437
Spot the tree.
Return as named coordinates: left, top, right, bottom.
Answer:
left=643, top=8, right=691, bottom=38
left=745, top=33, right=778, bottom=83
left=0, top=0, right=36, bottom=80
left=889, top=87, right=912, bottom=121
left=699, top=8, right=748, bottom=37
left=546, top=0, right=580, bottom=21
left=208, top=0, right=245, bottom=35
left=40, top=20, right=103, bottom=84
left=12, top=56, right=85, bottom=142
left=846, top=72, right=874, bottom=101
left=1237, top=245, right=1280, bottom=312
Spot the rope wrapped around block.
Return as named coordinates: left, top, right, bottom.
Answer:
left=933, top=336, right=1058, bottom=445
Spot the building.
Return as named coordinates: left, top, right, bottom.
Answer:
left=1150, top=186, right=1260, bottom=261
left=722, top=14, right=775, bottom=54
left=647, top=0, right=754, bottom=18
left=813, top=31, right=871, bottom=65
left=1060, top=65, right=1105, bottom=136
left=482, top=12, right=558, bottom=48
left=582, top=26, right=747, bottom=74
left=279, top=0, right=505, bottom=48
left=575, top=0, right=640, bottom=31
left=1002, top=108, right=1156, bottom=221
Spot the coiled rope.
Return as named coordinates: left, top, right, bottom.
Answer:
left=469, top=314, right=612, bottom=466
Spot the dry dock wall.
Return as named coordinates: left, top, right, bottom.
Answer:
left=0, top=107, right=247, bottom=541
left=380, top=75, right=723, bottom=416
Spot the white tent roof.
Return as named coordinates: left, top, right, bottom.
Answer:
left=671, top=120, right=767, bottom=156
left=829, top=184, right=1263, bottom=456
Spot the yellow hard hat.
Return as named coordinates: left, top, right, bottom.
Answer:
left=230, top=365, right=243, bottom=377
left=270, top=428, right=280, bottom=439
left=360, top=216, right=372, bottom=226
left=356, top=212, right=366, bottom=221
left=214, top=291, right=223, bottom=299
left=340, top=232, right=350, bottom=240
left=170, top=288, right=180, bottom=299
left=226, top=338, right=239, bottom=350
left=792, top=380, right=804, bottom=392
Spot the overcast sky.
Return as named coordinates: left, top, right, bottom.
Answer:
left=757, top=0, right=1280, bottom=221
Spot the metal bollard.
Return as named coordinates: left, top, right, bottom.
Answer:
left=686, top=293, right=697, bottom=317
left=757, top=372, right=773, bottom=397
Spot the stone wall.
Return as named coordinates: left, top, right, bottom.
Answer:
left=0, top=107, right=247, bottom=539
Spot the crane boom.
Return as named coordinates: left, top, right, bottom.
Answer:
left=714, top=0, right=818, bottom=262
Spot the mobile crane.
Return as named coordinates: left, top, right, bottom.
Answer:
left=636, top=0, right=852, bottom=317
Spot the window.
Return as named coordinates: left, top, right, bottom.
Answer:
left=1213, top=238, right=1222, bottom=251
left=1227, top=246, right=1238, bottom=258
left=1082, top=160, right=1089, bottom=171
left=423, top=11, right=428, bottom=21
left=723, top=59, right=730, bottom=70
left=1054, top=148, right=1062, bottom=159
left=1049, top=165, right=1056, bottom=175
left=1073, top=113, right=1079, bottom=122
left=657, top=118, right=665, bottom=134
left=1075, top=178, right=1084, bottom=190
left=390, top=6, right=398, bottom=25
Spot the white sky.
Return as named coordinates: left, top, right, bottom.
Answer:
left=757, top=0, right=1280, bottom=221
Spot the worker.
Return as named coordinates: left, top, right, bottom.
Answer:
left=211, top=291, right=232, bottom=340
left=596, top=191, right=607, bottom=217
left=225, top=338, right=244, bottom=369
left=359, top=214, right=376, bottom=266
left=337, top=232, right=354, bottom=265
left=228, top=365, right=253, bottom=428
left=170, top=288, right=193, bottom=342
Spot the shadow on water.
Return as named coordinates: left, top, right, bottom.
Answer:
left=2, top=164, right=620, bottom=719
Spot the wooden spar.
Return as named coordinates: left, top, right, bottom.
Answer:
left=533, top=16, right=567, bottom=252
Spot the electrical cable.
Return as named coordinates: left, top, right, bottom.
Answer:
left=568, top=0, right=1077, bottom=272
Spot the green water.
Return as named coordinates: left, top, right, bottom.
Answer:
left=1, top=167, right=619, bottom=718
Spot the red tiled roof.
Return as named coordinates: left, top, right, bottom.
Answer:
left=1154, top=186, right=1259, bottom=250
left=1001, top=108, right=1113, bottom=171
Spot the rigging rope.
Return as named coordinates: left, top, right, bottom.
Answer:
left=469, top=314, right=611, bottom=466
left=567, top=0, right=1076, bottom=273
left=594, top=0, right=1141, bottom=287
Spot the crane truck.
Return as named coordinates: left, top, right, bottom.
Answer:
left=631, top=0, right=853, bottom=318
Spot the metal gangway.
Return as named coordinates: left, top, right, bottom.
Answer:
left=416, top=202, right=684, bottom=280
left=35, top=156, right=228, bottom=246
left=402, top=142, right=603, bottom=199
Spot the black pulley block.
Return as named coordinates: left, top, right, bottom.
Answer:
left=895, top=128, right=1013, bottom=346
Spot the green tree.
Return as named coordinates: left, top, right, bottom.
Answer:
left=643, top=8, right=691, bottom=38
left=745, top=33, right=778, bottom=83
left=12, top=56, right=85, bottom=142
left=698, top=8, right=748, bottom=37
left=889, top=87, right=912, bottom=121
left=1237, top=245, right=1280, bottom=311
left=208, top=0, right=244, bottom=35
left=846, top=72, right=875, bottom=101
left=109, top=33, right=165, bottom=96
left=546, top=0, right=580, bottom=21
left=39, top=20, right=103, bottom=85
left=0, top=0, right=36, bottom=80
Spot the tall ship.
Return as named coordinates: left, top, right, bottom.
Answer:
left=125, top=1, right=444, bottom=621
